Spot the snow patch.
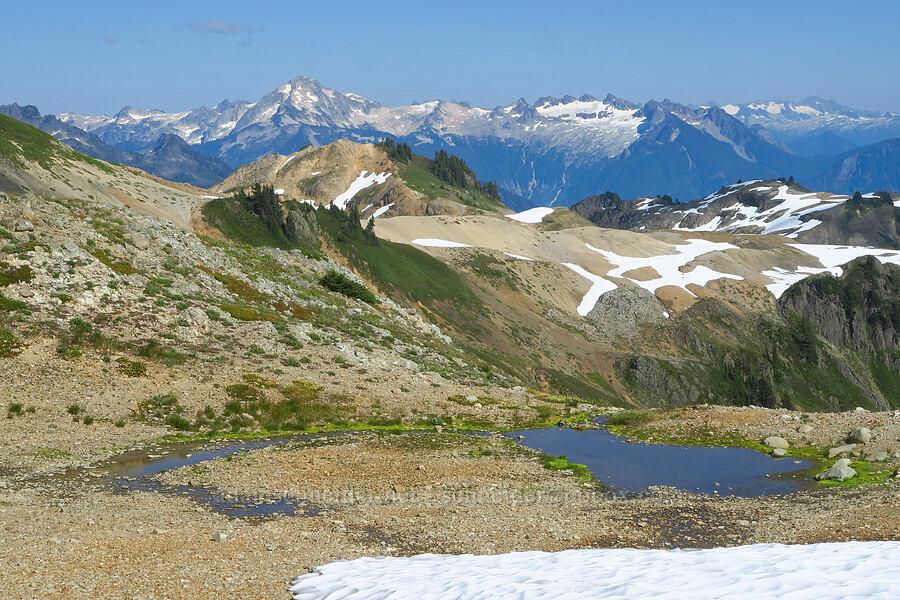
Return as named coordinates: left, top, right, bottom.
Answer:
left=505, top=207, right=555, bottom=224
left=331, top=171, right=391, bottom=210
left=503, top=252, right=534, bottom=261
left=762, top=243, right=900, bottom=297
left=274, top=189, right=285, bottom=196
left=290, top=542, right=900, bottom=600
left=277, top=155, right=296, bottom=173
left=371, top=203, right=394, bottom=218
left=411, top=239, right=471, bottom=248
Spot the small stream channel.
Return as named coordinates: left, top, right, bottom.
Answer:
left=56, top=423, right=813, bottom=519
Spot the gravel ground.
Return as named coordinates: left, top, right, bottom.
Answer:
left=3, top=409, right=900, bottom=599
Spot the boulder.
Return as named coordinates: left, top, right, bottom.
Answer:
left=213, top=531, right=228, bottom=542
left=815, top=458, right=856, bottom=482
left=797, top=424, right=813, bottom=434
left=131, top=233, right=151, bottom=250
left=864, top=450, right=889, bottom=462
left=827, top=444, right=857, bottom=458
left=771, top=448, right=787, bottom=458
left=13, top=220, right=34, bottom=232
left=848, top=427, right=872, bottom=444
left=763, top=436, right=789, bottom=449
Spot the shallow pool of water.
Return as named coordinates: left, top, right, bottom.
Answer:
left=506, top=422, right=813, bottom=497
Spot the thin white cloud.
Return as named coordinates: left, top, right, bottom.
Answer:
left=183, top=20, right=242, bottom=35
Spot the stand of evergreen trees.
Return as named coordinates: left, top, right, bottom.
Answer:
left=378, top=138, right=501, bottom=202
left=236, top=184, right=283, bottom=232
left=430, top=149, right=501, bottom=200
left=376, top=138, right=413, bottom=162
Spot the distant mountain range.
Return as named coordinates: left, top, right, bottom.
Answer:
left=0, top=103, right=232, bottom=188
left=6, top=77, right=900, bottom=207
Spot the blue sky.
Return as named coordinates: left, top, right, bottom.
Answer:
left=3, top=0, right=898, bottom=115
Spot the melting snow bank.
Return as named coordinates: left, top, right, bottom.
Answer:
left=412, top=238, right=472, bottom=248
left=332, top=171, right=392, bottom=210
left=290, top=542, right=900, bottom=600
left=562, top=263, right=617, bottom=316
left=371, top=203, right=395, bottom=218
left=506, top=207, right=555, bottom=224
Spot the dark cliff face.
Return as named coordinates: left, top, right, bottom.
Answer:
left=778, top=256, right=900, bottom=355
left=611, top=259, right=900, bottom=412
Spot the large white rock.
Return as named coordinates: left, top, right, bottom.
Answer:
left=763, top=436, right=789, bottom=449
left=816, top=458, right=857, bottom=482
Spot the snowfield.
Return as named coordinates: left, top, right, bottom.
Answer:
left=764, top=244, right=900, bottom=297
left=674, top=185, right=847, bottom=238
left=289, top=542, right=900, bottom=600
left=587, top=238, right=743, bottom=297
left=505, top=207, right=555, bottom=224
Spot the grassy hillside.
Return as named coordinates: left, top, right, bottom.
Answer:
left=0, top=113, right=113, bottom=173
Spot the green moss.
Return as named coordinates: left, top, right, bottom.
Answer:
left=605, top=410, right=660, bottom=427
left=87, top=247, right=136, bottom=275
left=538, top=453, right=596, bottom=484
left=0, top=325, right=21, bottom=357
left=0, top=295, right=27, bottom=312
left=813, top=459, right=894, bottom=488
left=0, top=262, right=33, bottom=286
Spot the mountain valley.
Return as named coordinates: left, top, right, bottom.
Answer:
left=2, top=105, right=900, bottom=599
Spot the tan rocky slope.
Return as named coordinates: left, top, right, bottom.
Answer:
left=369, top=207, right=900, bottom=410
left=0, top=113, right=213, bottom=230
left=212, top=139, right=507, bottom=218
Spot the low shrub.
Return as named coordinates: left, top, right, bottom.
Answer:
left=318, top=270, right=378, bottom=304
